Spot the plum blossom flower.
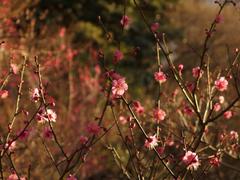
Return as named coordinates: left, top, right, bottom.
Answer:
left=229, top=131, right=239, bottom=141
left=213, top=103, right=221, bottom=112
left=113, top=49, right=124, bottom=64
left=120, top=15, right=130, bottom=29
left=86, top=122, right=101, bottom=135
left=132, top=101, right=144, bottom=115
left=223, top=110, right=233, bottom=119
left=7, top=173, right=26, bottom=180
left=67, top=175, right=77, bottom=180
left=111, top=78, right=128, bottom=96
left=154, top=71, right=167, bottom=83
left=10, top=64, right=18, bottom=74
left=151, top=22, right=159, bottom=32
left=144, top=134, right=158, bottom=149
left=215, top=77, right=228, bottom=92
left=209, top=155, right=221, bottom=167
left=192, top=66, right=203, bottom=78
left=119, top=115, right=128, bottom=125
left=30, top=88, right=41, bottom=102
left=36, top=108, right=57, bottom=123
left=182, top=151, right=200, bottom=170
left=178, top=64, right=184, bottom=76
left=153, top=108, right=166, bottom=122
left=5, top=141, right=16, bottom=152
left=0, top=90, right=8, bottom=99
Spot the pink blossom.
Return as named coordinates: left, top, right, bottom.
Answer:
left=182, top=151, right=200, bottom=170
left=36, top=108, right=57, bottom=123
left=213, top=103, right=221, bottom=112
left=86, top=122, right=101, bottom=135
left=192, top=66, right=203, bottom=78
left=144, top=134, right=158, bottom=149
left=132, top=101, right=144, bottom=115
left=0, top=90, right=8, bottom=99
left=66, top=175, right=77, bottom=180
left=7, top=173, right=26, bottom=180
left=30, top=88, right=41, bottom=102
left=79, top=135, right=88, bottom=144
left=111, top=78, right=128, bottom=96
left=186, top=82, right=195, bottom=92
left=183, top=106, right=194, bottom=116
left=151, top=22, right=159, bottom=32
left=120, top=15, right=130, bottom=29
left=215, top=15, right=223, bottom=24
left=154, top=71, right=167, bottom=83
left=153, top=108, right=166, bottom=122
left=119, top=115, right=127, bottom=125
left=113, top=49, right=124, bottom=64
left=156, top=147, right=164, bottom=155
left=229, top=131, right=239, bottom=141
left=5, top=141, right=16, bottom=152
left=10, top=64, right=18, bottom=74
left=209, top=155, right=221, bottom=167
left=178, top=64, right=184, bottom=76
left=223, top=110, right=233, bottom=119
left=215, top=77, right=228, bottom=92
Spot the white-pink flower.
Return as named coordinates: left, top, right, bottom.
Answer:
left=219, top=96, right=225, bottom=104
left=229, top=131, right=239, bottom=141
left=0, top=90, right=8, bottom=99
left=37, top=108, right=57, bottom=123
left=153, top=108, right=166, bottom=122
left=215, top=77, right=228, bottom=92
left=144, top=134, right=158, bottom=149
left=154, top=71, right=167, bottom=83
left=132, top=101, right=144, bottom=115
left=111, top=78, right=128, bottom=96
left=213, top=103, right=221, bottom=112
left=7, top=173, right=26, bottom=180
left=182, top=151, right=200, bottom=170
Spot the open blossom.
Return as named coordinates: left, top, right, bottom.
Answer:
left=30, top=88, right=41, bottom=102
left=154, top=71, right=167, bottom=83
left=153, top=108, right=166, bottom=122
left=5, top=141, right=16, bottom=152
left=209, top=155, right=221, bottom=167
left=144, top=134, right=158, bottom=149
left=213, top=103, right=221, bottom=112
left=215, top=77, right=228, bottom=92
left=151, top=22, right=159, bottom=32
left=10, top=63, right=18, bottom=74
left=182, top=151, right=200, bottom=170
left=120, top=15, right=130, bottom=29
left=132, top=101, right=144, bottom=115
left=7, top=173, right=26, bottom=180
left=229, top=131, right=239, bottom=141
left=86, top=122, right=101, bottom=135
left=224, top=110, right=233, bottom=119
left=36, top=108, right=57, bottom=123
left=192, top=66, right=203, bottom=78
left=0, top=90, right=8, bottom=99
left=113, top=49, right=124, bottom=64
left=111, top=78, right=128, bottom=96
